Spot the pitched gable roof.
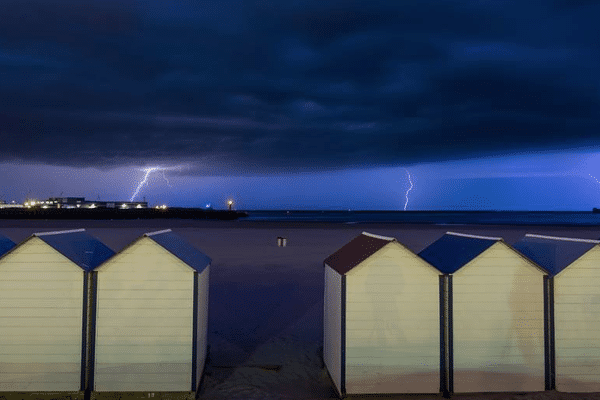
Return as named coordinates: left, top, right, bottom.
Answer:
left=513, top=234, right=599, bottom=276
left=145, top=229, right=211, bottom=272
left=324, top=231, right=395, bottom=275
left=418, top=232, right=501, bottom=274
left=0, top=234, right=15, bottom=257
left=34, top=228, right=115, bottom=271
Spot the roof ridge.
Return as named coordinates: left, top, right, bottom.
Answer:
left=145, top=229, right=172, bottom=236
left=446, top=231, right=502, bottom=241
left=34, top=228, right=86, bottom=236
left=525, top=233, right=600, bottom=244
left=362, top=231, right=395, bottom=241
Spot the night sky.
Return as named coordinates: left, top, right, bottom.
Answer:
left=1, top=0, right=599, bottom=210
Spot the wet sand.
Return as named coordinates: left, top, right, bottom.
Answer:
left=2, top=219, right=600, bottom=399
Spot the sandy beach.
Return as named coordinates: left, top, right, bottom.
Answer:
left=2, top=219, right=600, bottom=400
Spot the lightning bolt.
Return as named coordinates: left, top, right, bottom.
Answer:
left=404, top=168, right=413, bottom=211
left=130, top=167, right=175, bottom=201
left=162, top=170, right=171, bottom=187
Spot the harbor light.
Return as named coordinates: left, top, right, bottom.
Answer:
left=227, top=200, right=233, bottom=211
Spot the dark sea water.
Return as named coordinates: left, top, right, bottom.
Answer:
left=240, top=210, right=600, bottom=226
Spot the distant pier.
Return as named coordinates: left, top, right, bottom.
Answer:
left=0, top=207, right=248, bottom=220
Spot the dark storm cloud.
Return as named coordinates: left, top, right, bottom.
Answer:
left=0, top=0, right=598, bottom=175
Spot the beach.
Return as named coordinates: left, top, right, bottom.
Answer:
left=2, top=219, right=600, bottom=400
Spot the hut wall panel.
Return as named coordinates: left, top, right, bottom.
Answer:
left=0, top=238, right=83, bottom=391
left=195, top=265, right=209, bottom=390
left=323, top=265, right=342, bottom=395
left=555, top=247, right=600, bottom=392
left=94, top=238, right=194, bottom=391
left=345, top=244, right=440, bottom=394
left=452, top=242, right=545, bottom=393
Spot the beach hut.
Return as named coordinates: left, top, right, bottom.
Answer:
left=513, top=233, right=600, bottom=392
left=419, top=231, right=547, bottom=393
left=93, top=229, right=211, bottom=392
left=323, top=231, right=441, bottom=396
left=0, top=229, right=114, bottom=391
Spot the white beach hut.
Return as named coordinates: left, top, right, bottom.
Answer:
left=0, top=229, right=114, bottom=391
left=93, top=229, right=211, bottom=393
left=513, top=233, right=600, bottom=392
left=323, top=231, right=441, bottom=396
left=419, top=232, right=547, bottom=393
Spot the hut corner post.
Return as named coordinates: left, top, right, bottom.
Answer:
left=191, top=271, right=199, bottom=392
left=440, top=275, right=453, bottom=398
left=82, top=271, right=97, bottom=400
left=340, top=274, right=346, bottom=398
left=543, top=276, right=556, bottom=390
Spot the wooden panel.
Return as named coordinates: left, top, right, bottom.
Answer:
left=345, top=365, right=438, bottom=395
left=96, top=317, right=191, bottom=327
left=94, top=362, right=191, bottom=392
left=555, top=247, right=600, bottom=392
left=0, top=317, right=82, bottom=327
left=94, top=237, right=194, bottom=391
left=96, top=308, right=192, bottom=318
left=0, top=345, right=80, bottom=355
left=0, top=307, right=81, bottom=317
left=98, top=280, right=193, bottom=291
left=97, top=290, right=192, bottom=300
left=0, top=380, right=80, bottom=391
left=346, top=346, right=438, bottom=363
left=452, top=242, right=545, bottom=393
left=345, top=243, right=440, bottom=394
left=0, top=363, right=80, bottom=373
left=98, top=270, right=191, bottom=281
left=98, top=298, right=193, bottom=309
left=0, top=336, right=79, bottom=345
left=96, top=326, right=191, bottom=337
left=323, top=265, right=342, bottom=395
left=0, top=290, right=81, bottom=299
left=0, top=280, right=81, bottom=290
left=95, top=336, right=192, bottom=346
left=453, top=368, right=544, bottom=393
left=346, top=309, right=439, bottom=321
left=346, top=327, right=438, bottom=342
left=346, top=300, right=437, bottom=312
left=94, top=381, right=191, bottom=392
left=0, top=238, right=83, bottom=391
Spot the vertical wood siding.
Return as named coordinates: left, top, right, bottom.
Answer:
left=344, top=243, right=440, bottom=394
left=323, top=264, right=343, bottom=395
left=554, top=246, right=600, bottom=392
left=0, top=238, right=84, bottom=391
left=452, top=242, right=545, bottom=393
left=195, top=265, right=209, bottom=390
left=94, top=237, right=194, bottom=391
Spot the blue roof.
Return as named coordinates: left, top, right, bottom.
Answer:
left=512, top=234, right=598, bottom=276
left=34, top=229, right=115, bottom=271
left=145, top=229, right=211, bottom=272
left=418, top=232, right=499, bottom=274
left=0, top=234, right=16, bottom=257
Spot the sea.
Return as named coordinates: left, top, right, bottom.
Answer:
left=239, top=210, right=600, bottom=226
